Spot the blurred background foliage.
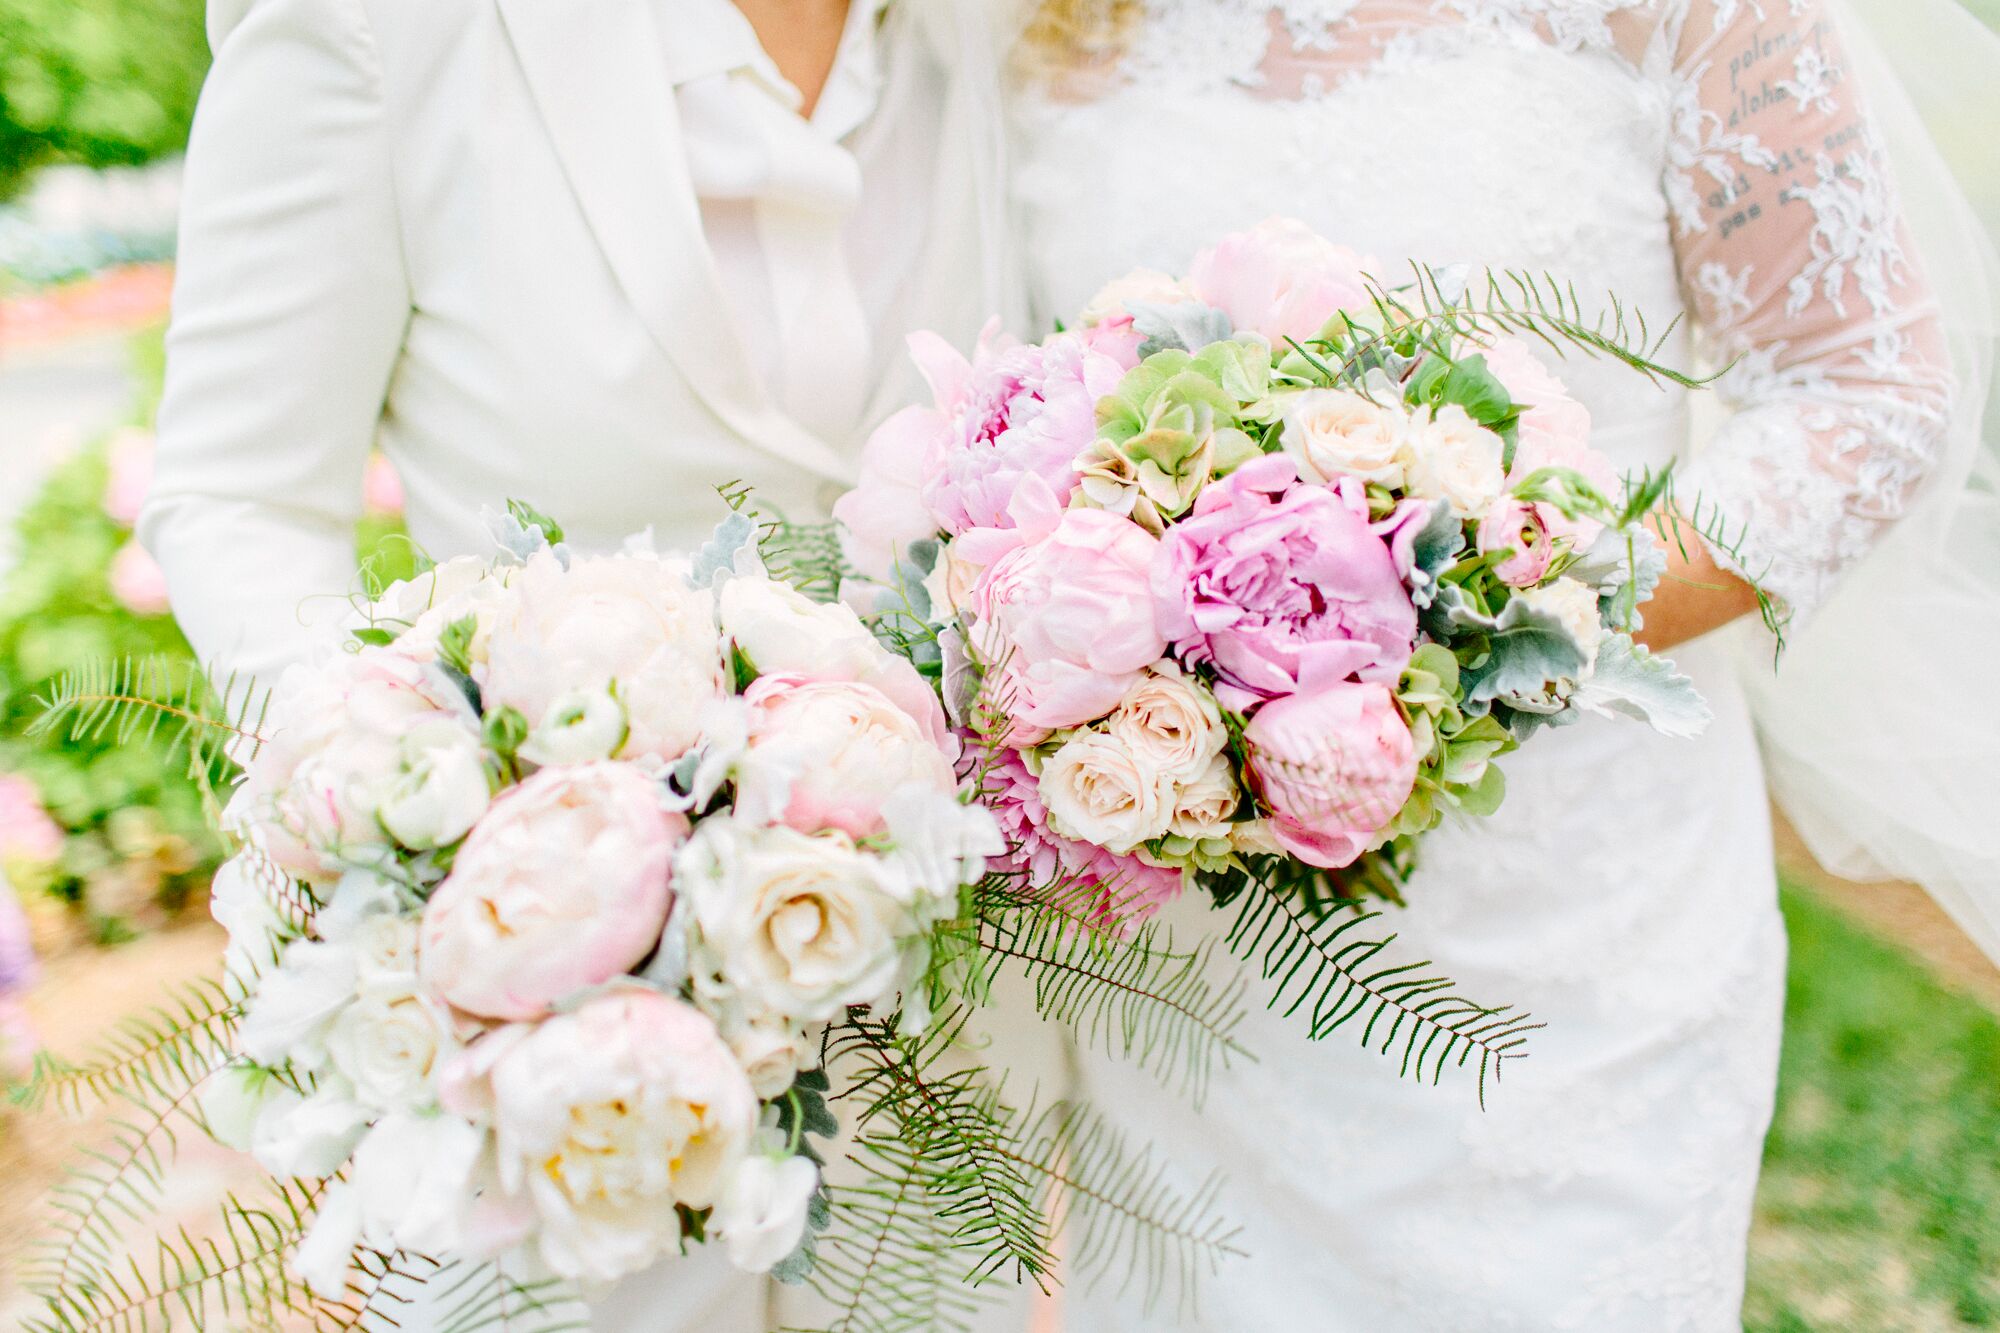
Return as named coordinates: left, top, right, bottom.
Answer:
left=0, top=0, right=207, bottom=199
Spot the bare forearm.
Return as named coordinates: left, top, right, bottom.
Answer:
left=1632, top=509, right=1764, bottom=653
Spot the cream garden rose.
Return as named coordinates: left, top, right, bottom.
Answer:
left=325, top=992, right=455, bottom=1112
left=1279, top=388, right=1412, bottom=488
left=1037, top=731, right=1177, bottom=854
left=679, top=818, right=910, bottom=1025
left=1167, top=755, right=1241, bottom=840
left=1104, top=665, right=1228, bottom=783
left=1403, top=404, right=1507, bottom=518
left=1518, top=577, right=1607, bottom=677
left=479, top=549, right=726, bottom=763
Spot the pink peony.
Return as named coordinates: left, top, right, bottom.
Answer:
left=0, top=774, right=64, bottom=867
left=101, top=427, right=155, bottom=526
left=1153, top=455, right=1416, bottom=704
left=1480, top=336, right=1616, bottom=545
left=835, top=405, right=943, bottom=581
left=1244, top=681, right=1417, bottom=870
left=968, top=507, right=1167, bottom=732
left=982, top=749, right=1184, bottom=923
left=1478, top=498, right=1555, bottom=588
left=740, top=675, right=959, bottom=839
left=913, top=325, right=1128, bottom=535
left=1186, top=218, right=1373, bottom=345
left=420, top=764, right=687, bottom=1020
left=109, top=540, right=171, bottom=615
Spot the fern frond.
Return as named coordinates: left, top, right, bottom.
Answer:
left=14, top=976, right=243, bottom=1116
left=795, top=1149, right=991, bottom=1333
left=1224, top=869, right=1541, bottom=1108
left=972, top=879, right=1252, bottom=1107
left=425, top=1258, right=590, bottom=1333
left=1013, top=1101, right=1243, bottom=1320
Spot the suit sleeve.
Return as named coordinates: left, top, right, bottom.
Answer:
left=139, top=0, right=410, bottom=684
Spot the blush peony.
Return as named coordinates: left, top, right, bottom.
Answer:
left=1153, top=455, right=1416, bottom=703
left=1243, top=681, right=1417, bottom=869
left=419, top=763, right=686, bottom=1020
left=1186, top=217, right=1373, bottom=345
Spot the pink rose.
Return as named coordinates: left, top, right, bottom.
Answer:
left=1186, top=218, right=1373, bottom=345
left=981, top=749, right=1184, bottom=924
left=1244, top=681, right=1416, bottom=870
left=420, top=764, right=687, bottom=1020
left=1153, top=455, right=1416, bottom=704
left=101, top=427, right=154, bottom=526
left=968, top=508, right=1167, bottom=732
left=739, top=675, right=959, bottom=838
left=109, top=540, right=171, bottom=615
left=914, top=325, right=1128, bottom=535
left=1477, top=498, right=1555, bottom=587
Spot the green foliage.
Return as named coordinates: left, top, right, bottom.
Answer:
left=1745, top=885, right=2000, bottom=1330
left=0, top=0, right=209, bottom=200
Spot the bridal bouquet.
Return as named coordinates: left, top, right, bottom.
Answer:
left=839, top=218, right=1710, bottom=923
left=197, top=506, right=1000, bottom=1295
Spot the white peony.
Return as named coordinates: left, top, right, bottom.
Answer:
left=519, top=686, right=628, bottom=767
left=737, top=676, right=959, bottom=840
left=1037, top=731, right=1177, bottom=855
left=325, top=992, right=455, bottom=1112
left=357, top=555, right=511, bottom=664
left=458, top=990, right=760, bottom=1283
left=1104, top=665, right=1228, bottom=784
left=479, top=549, right=726, bottom=764
left=376, top=715, right=491, bottom=851
left=679, top=818, right=911, bottom=1026
left=1517, top=577, right=1607, bottom=678
left=1279, top=388, right=1413, bottom=488
left=1167, top=755, right=1242, bottom=840
left=713, top=1152, right=821, bottom=1273
left=1403, top=404, right=1507, bottom=518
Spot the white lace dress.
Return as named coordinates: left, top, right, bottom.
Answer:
left=1004, top=3, right=1952, bottom=1328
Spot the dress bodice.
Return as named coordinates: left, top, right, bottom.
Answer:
left=1007, top=0, right=1953, bottom=620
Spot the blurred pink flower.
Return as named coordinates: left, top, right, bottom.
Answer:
left=1478, top=498, right=1555, bottom=587
left=101, top=427, right=155, bottom=526
left=109, top=540, right=172, bottom=615
left=0, top=774, right=64, bottom=867
left=1244, top=680, right=1416, bottom=870
left=363, top=453, right=407, bottom=516
left=1186, top=218, right=1373, bottom=345
left=1153, top=455, right=1416, bottom=704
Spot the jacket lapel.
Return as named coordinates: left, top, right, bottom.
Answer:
left=494, top=0, right=852, bottom=481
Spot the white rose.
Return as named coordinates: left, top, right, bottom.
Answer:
left=1404, top=404, right=1507, bottom=518
left=723, top=1015, right=815, bottom=1100
left=1104, top=665, right=1228, bottom=783
left=1167, top=755, right=1242, bottom=840
left=680, top=819, right=910, bottom=1025
left=479, top=549, right=726, bottom=763
left=474, top=990, right=760, bottom=1283
left=737, top=676, right=959, bottom=840
left=713, top=1153, right=820, bottom=1273
left=1517, top=577, right=1607, bottom=678
left=348, top=914, right=420, bottom=997
left=519, top=686, right=629, bottom=767
left=248, top=1080, right=371, bottom=1179
left=357, top=556, right=511, bottom=664
left=326, top=993, right=455, bottom=1112
left=1279, top=388, right=1413, bottom=488
left=1079, top=267, right=1196, bottom=326
left=1037, top=731, right=1177, bottom=855
left=377, top=716, right=492, bottom=850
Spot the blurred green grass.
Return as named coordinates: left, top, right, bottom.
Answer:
left=1747, top=886, right=2000, bottom=1331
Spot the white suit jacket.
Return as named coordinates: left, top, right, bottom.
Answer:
left=142, top=0, right=1007, bottom=684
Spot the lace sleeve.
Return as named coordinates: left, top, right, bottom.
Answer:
left=1662, top=0, right=1954, bottom=622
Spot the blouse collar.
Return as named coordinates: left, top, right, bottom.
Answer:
left=666, top=0, right=890, bottom=140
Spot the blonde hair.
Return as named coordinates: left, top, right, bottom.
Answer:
left=1017, top=0, right=1143, bottom=76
